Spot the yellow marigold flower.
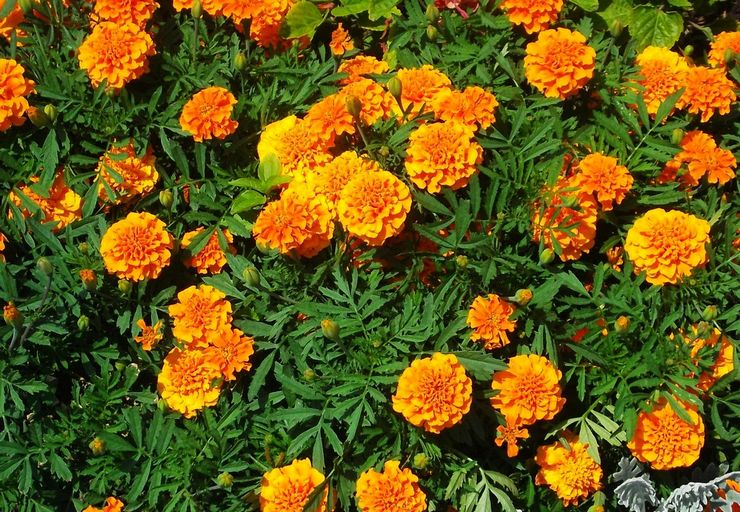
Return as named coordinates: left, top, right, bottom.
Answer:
left=627, top=397, right=705, bottom=470
left=78, top=21, right=155, bottom=90
left=330, top=23, right=354, bottom=55
left=248, top=0, right=295, bottom=49
left=500, top=0, right=563, bottom=34
left=82, top=496, right=125, bottom=512
left=405, top=121, right=483, bottom=193
left=392, top=352, right=473, bottom=434
left=495, top=423, right=530, bottom=457
left=260, top=459, right=328, bottom=512
left=168, top=284, right=233, bottom=348
left=100, top=212, right=173, bottom=281
left=677, top=66, right=736, bottom=123
left=134, top=318, right=163, bottom=351
left=97, top=142, right=159, bottom=203
left=179, top=86, right=239, bottom=142
left=570, top=153, right=633, bottom=211
left=708, top=31, right=740, bottom=68
left=491, top=354, right=565, bottom=427
left=633, top=46, right=689, bottom=115
left=524, top=28, right=595, bottom=99
left=0, top=5, right=26, bottom=43
left=339, top=78, right=396, bottom=126
left=338, top=55, right=390, bottom=85
left=431, top=86, right=498, bottom=131
left=466, top=294, right=517, bottom=350
left=205, top=326, right=255, bottom=381
left=305, top=151, right=381, bottom=212
left=253, top=188, right=335, bottom=257
left=181, top=227, right=235, bottom=274
left=531, top=178, right=598, bottom=262
left=173, top=0, right=223, bottom=16
left=535, top=432, right=602, bottom=507
left=683, top=325, right=735, bottom=391
left=157, top=347, right=222, bottom=418
left=257, top=115, right=333, bottom=179
left=356, top=461, right=426, bottom=512
left=10, top=172, right=83, bottom=231
left=396, top=65, right=452, bottom=115
left=624, top=209, right=710, bottom=285
left=304, top=93, right=356, bottom=146
left=337, top=170, right=411, bottom=247
left=92, top=0, right=159, bottom=27
left=0, top=58, right=35, bottom=131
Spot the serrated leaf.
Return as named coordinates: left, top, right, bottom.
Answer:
left=283, top=1, right=323, bottom=39
left=629, top=7, right=683, bottom=50
left=570, top=0, right=599, bottom=11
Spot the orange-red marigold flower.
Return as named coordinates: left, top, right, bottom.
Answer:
left=0, top=5, right=26, bottom=43
left=10, top=172, right=83, bottom=231
left=79, top=268, right=98, bottom=290
left=0, top=58, right=35, bottom=131
left=168, top=284, right=233, bottom=348
left=466, top=294, right=517, bottom=350
left=134, top=318, right=163, bottom=351
left=395, top=65, right=452, bottom=116
left=500, top=0, right=563, bottom=34
left=495, top=423, right=530, bottom=458
left=570, top=152, right=633, bottom=211
left=180, top=86, right=239, bottom=142
left=260, top=459, right=328, bottom=512
left=100, top=212, right=173, bottom=281
left=356, top=461, right=426, bottom=512
left=157, top=347, right=222, bottom=418
left=338, top=56, right=390, bottom=85
left=83, top=496, right=125, bottom=512
left=97, top=142, right=159, bottom=203
left=708, top=31, right=740, bottom=68
left=524, top=28, right=595, bottom=99
left=677, top=66, right=736, bottom=123
left=205, top=326, right=255, bottom=381
left=304, top=151, right=381, bottom=212
left=92, top=0, right=159, bottom=28
left=181, top=227, right=235, bottom=274
left=304, top=93, right=356, bottom=146
left=431, top=86, right=498, bottom=131
left=330, top=23, right=354, bottom=55
left=633, top=46, right=689, bottom=115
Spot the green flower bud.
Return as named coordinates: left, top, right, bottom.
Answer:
left=425, top=4, right=440, bottom=23
left=234, top=52, right=247, bottom=72
left=387, top=76, right=402, bottom=100
left=702, top=305, right=718, bottom=322
left=671, top=128, right=684, bottom=145
left=191, top=0, right=202, bottom=18
left=303, top=368, right=316, bottom=381
left=321, top=319, right=340, bottom=340
left=89, top=437, right=106, bottom=455
left=608, top=19, right=623, bottom=37
left=43, top=104, right=58, bottom=123
left=37, top=257, right=53, bottom=275
left=455, top=255, right=468, bottom=268
left=242, top=266, right=261, bottom=287
left=514, top=288, right=533, bottom=306
left=118, top=279, right=133, bottom=294
left=77, top=315, right=90, bottom=331
left=344, top=95, right=362, bottom=118
left=159, top=189, right=174, bottom=209
left=539, top=248, right=555, bottom=265
left=413, top=453, right=429, bottom=469
left=217, top=472, right=234, bottom=488
left=78, top=242, right=90, bottom=255
left=371, top=339, right=382, bottom=348
left=378, top=146, right=390, bottom=158
left=426, top=25, right=438, bottom=41
left=683, top=45, right=694, bottom=57
left=614, top=315, right=630, bottom=333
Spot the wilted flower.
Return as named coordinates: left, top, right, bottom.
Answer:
left=134, top=318, right=163, bottom=351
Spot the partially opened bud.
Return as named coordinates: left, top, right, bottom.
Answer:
left=387, top=76, right=402, bottom=100
left=514, top=288, right=533, bottom=306
left=37, top=257, right=53, bottom=275
left=321, top=319, right=340, bottom=340
left=79, top=269, right=98, bottom=291
left=3, top=302, right=24, bottom=329
left=89, top=437, right=106, bottom=455
left=43, top=104, right=58, bottom=123
left=27, top=107, right=51, bottom=128
left=614, top=315, right=630, bottom=333
left=702, top=305, right=718, bottom=322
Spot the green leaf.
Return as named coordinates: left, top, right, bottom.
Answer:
left=667, top=0, right=691, bottom=8
left=283, top=1, right=323, bottom=39
left=231, top=190, right=266, bottom=214
left=569, top=0, right=599, bottom=12
left=453, top=351, right=506, bottom=381
left=599, top=0, right=633, bottom=33
left=629, top=7, right=683, bottom=50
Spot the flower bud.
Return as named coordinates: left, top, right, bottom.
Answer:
left=43, top=104, right=58, bottom=123
left=157, top=397, right=168, bottom=412
left=671, top=128, right=684, bottom=146
left=387, top=76, right=402, bottom=100
left=371, top=339, right=382, bottom=348
left=303, top=368, right=316, bottom=381
left=683, top=45, right=694, bottom=57
left=3, top=302, right=24, bottom=329
left=191, top=0, right=202, bottom=18
left=77, top=315, right=90, bottom=331
left=78, top=242, right=90, bottom=255
left=217, top=472, right=234, bottom=488
left=321, top=319, right=340, bottom=340
left=118, top=279, right=133, bottom=294
left=37, top=257, right=53, bottom=275
left=233, top=52, right=247, bottom=71
left=425, top=4, right=440, bottom=23
left=514, top=288, right=533, bottom=307
left=159, top=190, right=174, bottom=209
left=455, top=255, right=468, bottom=268
left=27, top=106, right=51, bottom=128
left=614, top=315, right=630, bottom=333
left=18, top=0, right=33, bottom=15
left=426, top=25, right=438, bottom=41
left=79, top=269, right=98, bottom=291
left=344, top=95, right=362, bottom=118
left=413, top=453, right=429, bottom=469
left=539, top=248, right=555, bottom=265
left=702, top=305, right=718, bottom=322
left=89, top=437, right=105, bottom=455
left=242, top=266, right=260, bottom=287
left=378, top=146, right=390, bottom=158
left=608, top=19, right=623, bottom=37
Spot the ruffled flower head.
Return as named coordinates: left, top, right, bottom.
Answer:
left=83, top=497, right=124, bottom=512
left=205, top=327, right=255, bottom=381
left=708, top=31, right=740, bottom=68
left=431, top=86, right=498, bottom=131
left=338, top=56, right=390, bottom=85
left=0, top=58, right=35, bottom=131
left=97, top=142, right=159, bottom=203
left=632, top=46, right=689, bottom=115
left=677, top=66, right=736, bottom=122
left=180, top=86, right=239, bottom=142
left=330, top=23, right=353, bottom=55
left=257, top=115, right=333, bottom=179
left=466, top=294, right=517, bottom=350
left=339, top=78, right=396, bottom=126
left=92, top=0, right=159, bottom=27
left=181, top=227, right=235, bottom=274
left=570, top=152, right=633, bottom=211
left=168, top=284, right=233, bottom=348
left=100, top=212, right=173, bottom=281
left=304, top=93, right=356, bottom=146
left=157, top=347, right=222, bottom=418
left=500, top=0, right=563, bottom=33
left=356, top=461, right=426, bottom=512
left=134, top=318, right=163, bottom=351
left=305, top=151, right=381, bottom=212
left=524, top=28, right=595, bottom=99
left=396, top=65, right=452, bottom=115
left=10, top=172, right=82, bottom=231
left=260, top=459, right=328, bottom=512
left=660, top=130, right=737, bottom=187
left=247, top=0, right=295, bottom=49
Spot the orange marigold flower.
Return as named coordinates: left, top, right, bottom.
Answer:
left=338, top=55, right=390, bottom=85
left=180, top=86, right=239, bottom=142
left=606, top=245, right=624, bottom=271
left=466, top=294, right=517, bottom=350
left=570, top=152, right=633, bottom=211
left=260, top=459, right=328, bottom=512
left=0, top=5, right=26, bottom=43
left=392, top=352, right=473, bottom=434
left=247, top=0, right=295, bottom=49
left=3, top=302, right=22, bottom=328
left=100, top=212, right=173, bottom=281
left=339, top=78, right=396, bottom=126
left=627, top=397, right=705, bottom=470
left=173, top=0, right=224, bottom=16
left=205, top=326, right=255, bottom=381
left=677, top=66, right=736, bottom=123
left=92, top=0, right=159, bottom=27
left=356, top=461, right=426, bottom=512
left=708, top=31, right=740, bottom=68
left=78, top=21, right=155, bottom=90
left=524, top=28, right=595, bottom=99
left=0, top=232, right=6, bottom=262
left=535, top=432, right=602, bottom=507
left=181, top=227, right=235, bottom=274
left=83, top=496, right=125, bottom=512
left=97, top=142, right=159, bottom=203
left=0, top=58, right=35, bottom=131
left=624, top=208, right=710, bottom=285
left=304, top=93, right=356, bottom=146
left=157, top=347, right=222, bottom=418
left=396, top=65, right=452, bottom=116
left=500, top=0, right=563, bottom=34
left=168, top=284, right=233, bottom=348
left=683, top=325, right=735, bottom=391
left=134, top=318, right=163, bottom=351
left=330, top=23, right=354, bottom=55
left=405, top=121, right=483, bottom=193
left=632, top=46, right=689, bottom=115
left=221, top=0, right=260, bottom=23
left=305, top=151, right=381, bottom=212
left=495, top=423, right=530, bottom=458
left=258, top=115, right=333, bottom=179
left=337, top=170, right=411, bottom=247
left=531, top=178, right=598, bottom=262
left=431, top=86, right=498, bottom=131
left=10, top=172, right=83, bottom=231
left=491, top=354, right=565, bottom=427
left=253, top=188, right=334, bottom=257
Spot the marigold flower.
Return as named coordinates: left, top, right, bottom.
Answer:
left=524, top=28, right=596, bottom=99
left=356, top=461, right=426, bottom=512
left=92, top=0, right=159, bottom=28
left=10, top=172, right=83, bottom=231
left=337, top=170, right=411, bottom=247
left=405, top=121, right=483, bottom=193
left=0, top=5, right=26, bottom=43
left=495, top=423, right=530, bottom=457
left=205, top=326, right=255, bottom=381
left=305, top=151, right=381, bottom=212
left=260, top=459, right=328, bottom=512
left=258, top=115, right=333, bottom=179
left=330, top=23, right=353, bottom=55
left=97, top=142, right=159, bottom=203
left=181, top=227, right=235, bottom=274
left=79, top=268, right=98, bottom=290
left=100, top=212, right=173, bottom=281
left=491, top=354, right=565, bottom=427
left=180, top=86, right=239, bottom=142
left=535, top=432, right=602, bottom=507
left=662, top=130, right=737, bottom=187
left=396, top=65, right=452, bottom=115
left=173, top=0, right=223, bottom=16
left=500, top=0, right=563, bottom=33
left=168, top=284, right=233, bottom=348
left=157, top=347, right=222, bottom=418
left=3, top=302, right=23, bottom=328
left=82, top=496, right=125, bottom=512
left=339, top=78, right=396, bottom=125
left=304, top=93, right=356, bottom=146
left=627, top=397, right=705, bottom=470
left=677, top=66, right=736, bottom=123
left=134, top=318, right=163, bottom=351
left=0, top=58, right=34, bottom=131
left=247, top=0, right=295, bottom=49
left=708, top=32, right=740, bottom=68
left=570, top=153, right=633, bottom=211
left=338, top=55, right=389, bottom=85
left=431, top=86, right=498, bottom=131
left=683, top=326, right=735, bottom=391
left=253, top=188, right=334, bottom=257
left=624, top=209, right=710, bottom=285
left=632, top=46, right=689, bottom=115
left=0, top=232, right=5, bottom=262
left=466, top=294, right=517, bottom=350
left=221, top=0, right=260, bottom=23
left=78, top=21, right=155, bottom=90
left=606, top=246, right=624, bottom=271
left=392, top=352, right=473, bottom=434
